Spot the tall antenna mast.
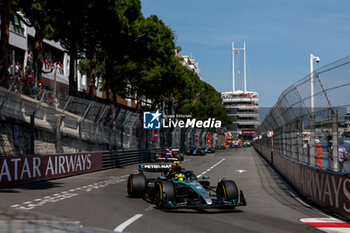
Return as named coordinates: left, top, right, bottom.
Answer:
left=244, top=41, right=247, bottom=93
left=232, top=41, right=235, bottom=92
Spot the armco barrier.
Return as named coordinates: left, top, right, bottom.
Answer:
left=254, top=144, right=350, bottom=219
left=0, top=148, right=159, bottom=188
left=101, top=148, right=160, bottom=169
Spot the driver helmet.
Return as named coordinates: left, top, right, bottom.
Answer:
left=315, top=139, right=320, bottom=144
left=174, top=173, right=186, bottom=181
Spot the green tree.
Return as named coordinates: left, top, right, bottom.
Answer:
left=0, top=0, right=14, bottom=77
left=97, top=0, right=142, bottom=103
left=15, top=0, right=57, bottom=93
left=113, top=15, right=176, bottom=110
left=44, top=0, right=88, bottom=96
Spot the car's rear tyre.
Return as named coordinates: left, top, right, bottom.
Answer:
left=127, top=174, right=146, bottom=197
left=216, top=180, right=239, bottom=203
left=155, top=181, right=175, bottom=209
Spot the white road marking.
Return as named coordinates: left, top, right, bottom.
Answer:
left=197, top=158, right=226, bottom=178
left=235, top=169, right=247, bottom=174
left=301, top=218, right=341, bottom=223
left=11, top=175, right=128, bottom=211
left=114, top=214, right=144, bottom=232
left=289, top=191, right=311, bottom=208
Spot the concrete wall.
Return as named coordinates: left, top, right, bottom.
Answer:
left=254, top=142, right=350, bottom=220
left=0, top=87, right=123, bottom=155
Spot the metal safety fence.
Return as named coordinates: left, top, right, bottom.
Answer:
left=255, top=56, right=350, bottom=173
left=0, top=74, right=218, bottom=155
left=102, top=148, right=161, bottom=168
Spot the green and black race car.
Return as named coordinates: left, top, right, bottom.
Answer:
left=127, top=163, right=246, bottom=209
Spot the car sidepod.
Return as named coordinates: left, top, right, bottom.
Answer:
left=175, top=180, right=213, bottom=206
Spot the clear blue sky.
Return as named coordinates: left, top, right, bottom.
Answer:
left=141, top=0, right=350, bottom=107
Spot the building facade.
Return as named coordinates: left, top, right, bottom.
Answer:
left=175, top=50, right=201, bottom=80
left=2, top=14, right=136, bottom=108
left=221, top=90, right=259, bottom=138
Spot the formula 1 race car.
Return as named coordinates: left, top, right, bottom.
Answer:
left=205, top=146, right=215, bottom=153
left=190, top=147, right=206, bottom=156
left=154, top=148, right=184, bottom=162
left=127, top=163, right=246, bottom=209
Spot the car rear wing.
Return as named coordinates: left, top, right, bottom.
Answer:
left=138, top=164, right=172, bottom=173
left=156, top=157, right=179, bottom=161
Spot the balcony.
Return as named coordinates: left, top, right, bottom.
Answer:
left=222, top=97, right=259, bottom=103
left=236, top=119, right=260, bottom=125
left=227, top=112, right=259, bottom=117
left=225, top=104, right=259, bottom=110
left=41, top=67, right=69, bottom=85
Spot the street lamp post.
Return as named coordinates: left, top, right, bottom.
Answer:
left=309, top=54, right=320, bottom=112
left=54, top=67, right=57, bottom=108
left=309, top=54, right=320, bottom=167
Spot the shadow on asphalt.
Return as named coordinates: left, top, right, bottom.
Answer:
left=0, top=180, right=63, bottom=192
left=162, top=208, right=244, bottom=214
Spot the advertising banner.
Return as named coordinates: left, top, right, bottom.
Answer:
left=0, top=152, right=103, bottom=187
left=153, top=130, right=159, bottom=142
left=242, top=129, right=255, bottom=135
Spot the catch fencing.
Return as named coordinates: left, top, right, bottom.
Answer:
left=254, top=56, right=350, bottom=219
left=256, top=56, right=350, bottom=173
left=0, top=75, right=218, bottom=155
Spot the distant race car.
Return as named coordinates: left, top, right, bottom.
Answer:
left=155, top=148, right=184, bottom=162
left=191, top=147, right=206, bottom=156
left=243, top=141, right=251, bottom=147
left=127, top=163, right=246, bottom=209
left=232, top=139, right=240, bottom=148
left=216, top=144, right=226, bottom=150
left=205, top=146, right=215, bottom=153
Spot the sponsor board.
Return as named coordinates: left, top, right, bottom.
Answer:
left=143, top=164, right=172, bottom=169
left=259, top=145, right=350, bottom=219
left=140, top=164, right=172, bottom=172
left=0, top=152, right=102, bottom=187
left=242, top=129, right=255, bottom=135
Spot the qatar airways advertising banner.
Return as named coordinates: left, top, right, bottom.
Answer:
left=0, top=152, right=103, bottom=187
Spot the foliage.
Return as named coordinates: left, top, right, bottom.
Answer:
left=1, top=0, right=230, bottom=126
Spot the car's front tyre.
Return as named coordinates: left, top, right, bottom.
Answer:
left=127, top=174, right=147, bottom=197
left=155, top=180, right=175, bottom=209
left=216, top=180, right=239, bottom=204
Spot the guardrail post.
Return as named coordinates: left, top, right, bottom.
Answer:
left=332, top=109, right=339, bottom=171
left=310, top=115, right=316, bottom=166
left=55, top=114, right=65, bottom=153
left=30, top=112, right=35, bottom=154
left=78, top=121, right=82, bottom=152
left=291, top=121, right=297, bottom=160
left=298, top=119, right=304, bottom=162
left=278, top=129, right=282, bottom=156
left=282, top=125, right=286, bottom=156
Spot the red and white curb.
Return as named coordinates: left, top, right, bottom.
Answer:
left=301, top=218, right=350, bottom=233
